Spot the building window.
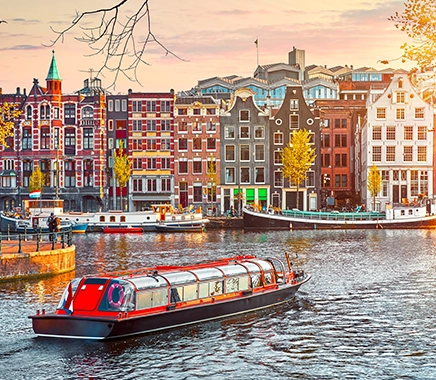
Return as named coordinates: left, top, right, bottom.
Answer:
left=83, top=128, right=94, bottom=150
left=239, top=110, right=250, bottom=121
left=372, top=126, right=382, bottom=140
left=241, top=167, right=250, bottom=183
left=290, top=114, right=299, bottom=129
left=26, top=105, right=32, bottom=120
left=207, top=158, right=216, bottom=174
left=147, top=158, right=157, bottom=169
left=108, top=100, right=113, bottom=112
left=274, top=171, right=283, bottom=187
left=115, top=99, right=120, bottom=112
left=274, top=132, right=283, bottom=145
left=240, top=145, right=250, bottom=161
left=254, top=126, right=264, bottom=138
left=225, top=126, right=235, bottom=139
left=192, top=121, right=202, bottom=132
left=386, top=126, right=396, bottom=140
left=254, top=144, right=265, bottom=161
left=193, top=160, right=202, bottom=174
left=341, top=174, right=347, bottom=187
left=321, top=134, right=330, bottom=147
left=193, top=184, right=202, bottom=203
left=403, top=146, right=413, bottom=162
left=372, top=146, right=381, bottom=162
left=321, top=153, right=330, bottom=167
left=178, top=108, right=187, bottom=115
left=133, top=120, right=142, bottom=131
left=335, top=153, right=347, bottom=167
left=161, top=178, right=171, bottom=192
left=415, top=107, right=424, bottom=119
left=206, top=108, right=216, bottom=115
left=226, top=145, right=235, bottom=161
left=146, top=120, right=156, bottom=131
left=225, top=167, right=235, bottom=183
left=122, top=99, right=127, bottom=112
left=132, top=158, right=142, bottom=170
left=146, top=101, right=156, bottom=112
left=207, top=138, right=216, bottom=150
left=335, top=119, right=347, bottom=128
left=161, top=119, right=171, bottom=131
left=274, top=150, right=282, bottom=165
left=63, top=104, right=76, bottom=125
left=64, top=160, right=76, bottom=188
left=404, top=126, right=413, bottom=140
left=178, top=138, right=188, bottom=151
left=335, top=134, right=347, bottom=147
left=132, top=139, right=142, bottom=151
left=161, top=138, right=170, bottom=151
left=178, top=121, right=188, bottom=132
left=193, top=137, right=202, bottom=150
left=418, top=126, right=427, bottom=140
left=82, top=106, right=93, bottom=119
left=64, top=128, right=76, bottom=155
left=376, top=108, right=386, bottom=119
left=133, top=178, right=143, bottom=192
left=147, top=178, right=157, bottom=192
left=40, top=127, right=50, bottom=149
left=178, top=159, right=188, bottom=174
left=146, top=138, right=157, bottom=150
left=255, top=167, right=265, bottom=183
left=290, top=99, right=299, bottom=110
left=193, top=108, right=201, bottom=115
left=206, top=121, right=216, bottom=132
left=395, top=92, right=405, bottom=103
left=240, top=125, right=249, bottom=139
left=132, top=100, right=142, bottom=112
left=161, top=158, right=171, bottom=170
left=40, top=104, right=50, bottom=120
left=386, top=146, right=396, bottom=161
left=396, top=108, right=405, bottom=120
left=162, top=100, right=171, bottom=112
left=420, top=171, right=428, bottom=195
left=418, top=146, right=426, bottom=162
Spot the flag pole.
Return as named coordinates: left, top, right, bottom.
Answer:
left=254, top=37, right=259, bottom=66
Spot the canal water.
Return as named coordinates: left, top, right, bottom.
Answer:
left=1, top=229, right=436, bottom=379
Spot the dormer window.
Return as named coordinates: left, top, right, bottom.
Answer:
left=396, top=92, right=405, bottom=104
left=239, top=110, right=250, bottom=122
left=290, top=99, right=299, bottom=110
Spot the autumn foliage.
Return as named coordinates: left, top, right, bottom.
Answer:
left=0, top=102, right=21, bottom=148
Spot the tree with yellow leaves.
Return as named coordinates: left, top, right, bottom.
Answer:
left=113, top=140, right=132, bottom=210
left=28, top=164, right=46, bottom=194
left=388, top=0, right=436, bottom=70
left=0, top=102, right=21, bottom=148
left=281, top=129, right=316, bottom=210
left=367, top=164, right=382, bottom=212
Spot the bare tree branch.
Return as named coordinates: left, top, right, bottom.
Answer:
left=44, top=0, right=187, bottom=89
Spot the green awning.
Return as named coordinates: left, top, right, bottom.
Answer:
left=258, top=188, right=267, bottom=201
left=246, top=188, right=255, bottom=201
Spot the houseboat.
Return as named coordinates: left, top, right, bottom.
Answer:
left=29, top=254, right=310, bottom=340
left=243, top=201, right=436, bottom=230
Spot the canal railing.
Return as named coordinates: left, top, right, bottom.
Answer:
left=0, top=229, right=73, bottom=254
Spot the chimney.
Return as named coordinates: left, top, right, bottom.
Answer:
left=0, top=87, right=2, bottom=95
left=16, top=87, right=20, bottom=95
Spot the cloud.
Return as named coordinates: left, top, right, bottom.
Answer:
left=10, top=18, right=40, bottom=24
left=0, top=44, right=45, bottom=51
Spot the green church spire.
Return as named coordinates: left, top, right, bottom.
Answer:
left=46, top=50, right=61, bottom=81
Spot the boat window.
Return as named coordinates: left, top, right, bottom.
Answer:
left=189, top=267, right=223, bottom=281
left=110, top=216, right=116, bottom=222
left=239, top=275, right=250, bottom=290
left=183, top=284, right=198, bottom=301
left=99, top=280, right=135, bottom=312
left=264, top=272, right=273, bottom=285
left=56, top=277, right=81, bottom=310
left=226, top=277, right=239, bottom=293
left=211, top=280, right=223, bottom=295
left=170, top=287, right=182, bottom=303
left=130, top=275, right=168, bottom=290
left=251, top=274, right=262, bottom=288
left=198, top=282, right=209, bottom=298
left=215, top=264, right=248, bottom=277
left=137, top=288, right=168, bottom=310
left=99, top=216, right=105, bottom=222
left=121, top=216, right=126, bottom=222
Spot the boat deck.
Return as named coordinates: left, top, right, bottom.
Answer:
left=282, top=210, right=385, bottom=221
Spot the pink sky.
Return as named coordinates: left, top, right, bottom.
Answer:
left=0, top=0, right=413, bottom=94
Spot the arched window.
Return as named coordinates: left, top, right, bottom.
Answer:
left=82, top=106, right=93, bottom=119
left=26, top=105, right=32, bottom=120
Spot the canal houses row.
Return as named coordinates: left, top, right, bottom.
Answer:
left=1, top=50, right=435, bottom=215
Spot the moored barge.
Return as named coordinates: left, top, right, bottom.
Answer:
left=29, top=254, right=310, bottom=340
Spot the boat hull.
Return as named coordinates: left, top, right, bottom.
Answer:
left=243, top=208, right=436, bottom=230
left=102, top=227, right=143, bottom=234
left=30, top=279, right=308, bottom=340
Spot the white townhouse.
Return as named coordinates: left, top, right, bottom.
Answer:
left=359, top=71, right=434, bottom=211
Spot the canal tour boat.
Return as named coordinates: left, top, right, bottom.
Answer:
left=243, top=202, right=436, bottom=230
left=29, top=254, right=310, bottom=340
